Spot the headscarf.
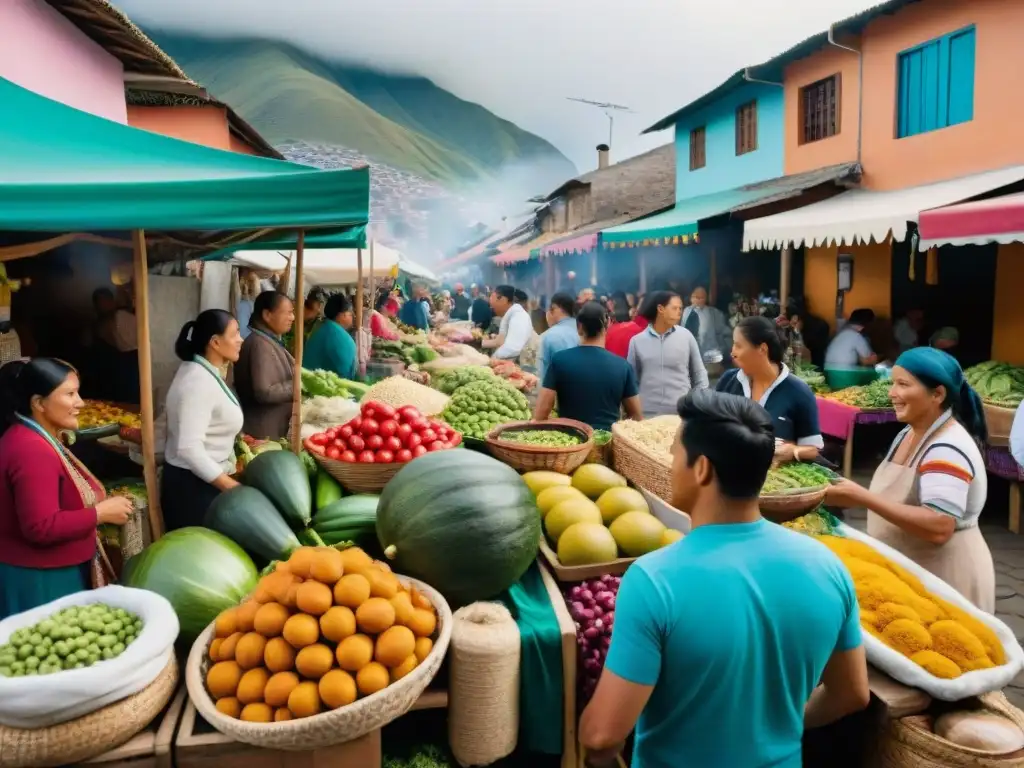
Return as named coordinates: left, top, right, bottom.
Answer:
left=894, top=347, right=987, bottom=443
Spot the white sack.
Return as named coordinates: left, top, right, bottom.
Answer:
left=839, top=523, right=1024, bottom=701
left=0, top=585, right=179, bottom=728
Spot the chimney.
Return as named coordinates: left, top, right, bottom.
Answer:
left=597, top=143, right=610, bottom=170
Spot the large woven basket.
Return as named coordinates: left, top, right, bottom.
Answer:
left=758, top=486, right=829, bottom=524
left=610, top=426, right=672, bottom=501
left=185, top=576, right=452, bottom=750
left=485, top=419, right=593, bottom=473
left=307, top=441, right=404, bottom=493
left=878, top=692, right=1024, bottom=768
left=0, top=655, right=178, bottom=768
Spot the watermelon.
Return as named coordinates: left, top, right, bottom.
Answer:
left=243, top=450, right=312, bottom=530
left=122, top=527, right=257, bottom=641
left=376, top=451, right=541, bottom=605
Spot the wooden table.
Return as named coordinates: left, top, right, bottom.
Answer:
left=985, top=446, right=1024, bottom=533
left=816, top=397, right=898, bottom=477
left=84, top=684, right=186, bottom=768
left=175, top=689, right=448, bottom=768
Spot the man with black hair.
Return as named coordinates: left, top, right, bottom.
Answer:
left=482, top=285, right=533, bottom=362
left=825, top=308, right=878, bottom=368
left=537, top=292, right=578, bottom=382
left=534, top=302, right=641, bottom=430
left=581, top=390, right=869, bottom=767
left=626, top=291, right=708, bottom=417
left=303, top=293, right=357, bottom=380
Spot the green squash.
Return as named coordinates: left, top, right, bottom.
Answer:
left=315, top=469, right=344, bottom=511
left=376, top=451, right=541, bottom=605
left=313, top=494, right=379, bottom=545
left=243, top=450, right=312, bottom=530
left=122, top=527, right=257, bottom=641
left=205, top=486, right=300, bottom=562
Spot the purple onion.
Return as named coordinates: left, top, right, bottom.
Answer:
left=583, top=626, right=600, bottom=640
left=592, top=618, right=604, bottom=631
left=580, top=608, right=595, bottom=621
left=569, top=585, right=584, bottom=599
left=580, top=589, right=594, bottom=602
left=600, top=635, right=612, bottom=650
left=592, top=606, right=604, bottom=618
left=604, top=611, right=614, bottom=627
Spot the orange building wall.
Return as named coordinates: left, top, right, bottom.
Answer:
left=858, top=0, right=1024, bottom=190
left=803, top=241, right=893, bottom=332
left=126, top=105, right=233, bottom=151
left=992, top=244, right=1024, bottom=365
left=783, top=45, right=861, bottom=176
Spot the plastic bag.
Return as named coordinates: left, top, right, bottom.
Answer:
left=840, top=523, right=1024, bottom=701
left=0, top=585, right=179, bottom=728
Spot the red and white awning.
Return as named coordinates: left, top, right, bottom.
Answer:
left=919, top=191, right=1024, bottom=249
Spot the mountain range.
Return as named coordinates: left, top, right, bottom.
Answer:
left=146, top=32, right=577, bottom=190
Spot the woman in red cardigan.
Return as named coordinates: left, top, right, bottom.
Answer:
left=0, top=358, right=132, bottom=620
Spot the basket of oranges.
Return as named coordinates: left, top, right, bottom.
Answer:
left=184, top=545, right=452, bottom=749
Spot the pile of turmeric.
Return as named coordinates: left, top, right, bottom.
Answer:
left=816, top=535, right=1005, bottom=680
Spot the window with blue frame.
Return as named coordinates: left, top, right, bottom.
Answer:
left=897, top=25, right=976, bottom=138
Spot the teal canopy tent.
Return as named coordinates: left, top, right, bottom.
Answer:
left=0, top=77, right=371, bottom=534
left=0, top=76, right=369, bottom=246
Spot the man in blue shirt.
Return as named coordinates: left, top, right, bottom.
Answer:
left=580, top=390, right=869, bottom=768
left=303, top=293, right=358, bottom=380
left=537, top=292, right=579, bottom=382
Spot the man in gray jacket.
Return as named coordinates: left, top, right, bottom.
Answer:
left=627, top=291, right=709, bottom=417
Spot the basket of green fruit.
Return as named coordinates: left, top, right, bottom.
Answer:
left=759, top=462, right=837, bottom=523
left=486, top=419, right=594, bottom=474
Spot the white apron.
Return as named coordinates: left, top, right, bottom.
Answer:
left=866, top=415, right=996, bottom=613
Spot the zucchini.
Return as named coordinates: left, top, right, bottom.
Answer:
left=243, top=450, right=312, bottom=530
left=205, top=486, right=300, bottom=562
left=312, top=495, right=379, bottom=542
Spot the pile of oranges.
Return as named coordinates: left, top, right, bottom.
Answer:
left=204, top=545, right=438, bottom=723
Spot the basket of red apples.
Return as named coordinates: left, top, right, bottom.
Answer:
left=304, top=401, right=462, bottom=492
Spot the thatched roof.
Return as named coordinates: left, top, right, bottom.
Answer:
left=46, top=1, right=280, bottom=158
left=45, top=0, right=189, bottom=79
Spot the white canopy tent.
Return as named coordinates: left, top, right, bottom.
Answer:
left=230, top=243, right=401, bottom=285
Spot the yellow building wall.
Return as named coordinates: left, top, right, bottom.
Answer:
left=992, top=244, right=1024, bottom=365
left=803, top=242, right=893, bottom=332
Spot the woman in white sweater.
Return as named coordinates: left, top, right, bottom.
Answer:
left=161, top=309, right=244, bottom=531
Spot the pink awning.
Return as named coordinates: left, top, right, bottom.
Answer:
left=491, top=247, right=532, bottom=266
left=541, top=232, right=598, bottom=258
left=919, top=191, right=1024, bottom=249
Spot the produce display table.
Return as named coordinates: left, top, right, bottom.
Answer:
left=815, top=397, right=898, bottom=477
left=174, top=689, right=448, bottom=768
left=83, top=684, right=186, bottom=768
left=985, top=446, right=1024, bottom=533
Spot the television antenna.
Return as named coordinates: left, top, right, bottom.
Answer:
left=566, top=97, right=634, bottom=148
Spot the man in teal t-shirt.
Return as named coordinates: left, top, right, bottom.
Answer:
left=580, top=390, right=869, bottom=768
left=303, top=293, right=357, bottom=380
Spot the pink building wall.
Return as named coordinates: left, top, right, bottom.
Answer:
left=0, top=0, right=126, bottom=123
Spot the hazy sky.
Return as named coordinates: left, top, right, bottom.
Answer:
left=117, top=0, right=880, bottom=172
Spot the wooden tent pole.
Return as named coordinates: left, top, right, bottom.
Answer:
left=132, top=230, right=163, bottom=540
left=290, top=231, right=306, bottom=454
left=355, top=248, right=364, bottom=329
left=368, top=240, right=375, bottom=328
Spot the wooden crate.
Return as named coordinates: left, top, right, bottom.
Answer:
left=81, top=684, right=186, bottom=768
left=174, top=689, right=448, bottom=768
left=538, top=561, right=579, bottom=768
left=539, top=491, right=691, bottom=582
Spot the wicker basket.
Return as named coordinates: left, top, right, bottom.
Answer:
left=309, top=448, right=404, bottom=493
left=485, top=419, right=593, bottom=474
left=0, top=329, right=21, bottom=366
left=878, top=692, right=1024, bottom=768
left=758, top=486, right=829, bottom=523
left=610, top=426, right=672, bottom=501
left=185, top=577, right=452, bottom=750
left=0, top=656, right=178, bottom=768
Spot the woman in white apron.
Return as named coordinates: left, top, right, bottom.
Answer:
left=825, top=347, right=995, bottom=612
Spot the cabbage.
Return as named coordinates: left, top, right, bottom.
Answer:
left=122, top=527, right=257, bottom=641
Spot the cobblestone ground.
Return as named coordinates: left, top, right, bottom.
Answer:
left=844, top=472, right=1024, bottom=708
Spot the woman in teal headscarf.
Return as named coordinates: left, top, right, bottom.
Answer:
left=825, top=347, right=995, bottom=611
